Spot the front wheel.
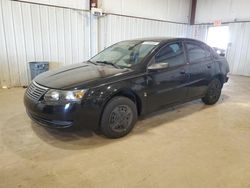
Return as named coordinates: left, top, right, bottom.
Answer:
left=100, top=96, right=138, bottom=138
left=202, top=78, right=222, bottom=105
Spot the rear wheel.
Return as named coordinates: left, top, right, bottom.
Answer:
left=100, top=96, right=138, bottom=138
left=202, top=78, right=222, bottom=105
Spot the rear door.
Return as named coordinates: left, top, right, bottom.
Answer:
left=184, top=41, right=214, bottom=99
left=145, top=41, right=189, bottom=111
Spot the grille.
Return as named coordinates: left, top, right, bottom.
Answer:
left=26, top=81, right=48, bottom=101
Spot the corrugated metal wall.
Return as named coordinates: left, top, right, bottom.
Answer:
left=1, top=1, right=250, bottom=87
left=227, top=22, right=250, bottom=76
left=189, top=23, right=250, bottom=77
left=188, top=25, right=209, bottom=42
left=98, top=15, right=250, bottom=77
left=22, top=0, right=89, bottom=10
left=0, top=0, right=91, bottom=87
left=98, top=14, right=189, bottom=51
left=196, top=0, right=250, bottom=24
left=99, top=0, right=191, bottom=23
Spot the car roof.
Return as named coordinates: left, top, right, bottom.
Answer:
left=125, top=37, right=205, bottom=44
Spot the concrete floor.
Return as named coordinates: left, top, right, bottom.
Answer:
left=0, top=75, right=250, bottom=188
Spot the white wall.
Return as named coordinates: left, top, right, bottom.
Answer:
left=8, top=0, right=250, bottom=85
left=227, top=23, right=250, bottom=76
left=196, top=0, right=250, bottom=24
left=18, top=0, right=89, bottom=10
left=0, top=0, right=193, bottom=87
left=193, top=0, right=250, bottom=76
left=189, top=23, right=250, bottom=77
left=99, top=0, right=191, bottom=23
left=99, top=14, right=189, bottom=51
left=0, top=0, right=91, bottom=87
left=188, top=25, right=208, bottom=42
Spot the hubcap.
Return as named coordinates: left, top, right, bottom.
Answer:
left=109, top=105, right=133, bottom=133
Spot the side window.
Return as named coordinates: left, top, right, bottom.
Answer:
left=186, top=42, right=211, bottom=63
left=155, top=42, right=185, bottom=67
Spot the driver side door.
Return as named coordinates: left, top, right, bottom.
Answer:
left=145, top=41, right=189, bottom=112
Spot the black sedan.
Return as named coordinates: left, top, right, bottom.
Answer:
left=24, top=38, right=229, bottom=138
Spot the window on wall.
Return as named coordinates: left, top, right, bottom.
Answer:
left=155, top=42, right=185, bottom=67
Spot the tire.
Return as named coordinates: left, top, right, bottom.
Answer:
left=100, top=96, right=138, bottom=138
left=202, top=78, right=222, bottom=105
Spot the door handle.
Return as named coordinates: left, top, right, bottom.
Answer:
left=180, top=70, right=186, bottom=74
left=207, top=65, right=212, bottom=69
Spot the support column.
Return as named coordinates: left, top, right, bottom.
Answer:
left=190, top=0, right=197, bottom=25
left=90, top=14, right=98, bottom=57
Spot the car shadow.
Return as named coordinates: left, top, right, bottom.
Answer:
left=31, top=94, right=229, bottom=146
left=134, top=100, right=207, bottom=134
left=133, top=94, right=229, bottom=134
left=0, top=94, right=229, bottom=161
left=30, top=122, right=114, bottom=150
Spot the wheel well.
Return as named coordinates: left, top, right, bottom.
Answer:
left=214, top=74, right=225, bottom=86
left=101, top=89, right=142, bottom=117
left=98, top=89, right=142, bottom=128
left=112, top=90, right=142, bottom=116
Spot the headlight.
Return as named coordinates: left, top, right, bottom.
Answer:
left=44, top=89, right=87, bottom=102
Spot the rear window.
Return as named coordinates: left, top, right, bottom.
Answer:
left=186, top=43, right=210, bottom=63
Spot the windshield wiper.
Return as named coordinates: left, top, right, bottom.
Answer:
left=87, top=60, right=98, bottom=65
left=95, top=61, right=120, bottom=69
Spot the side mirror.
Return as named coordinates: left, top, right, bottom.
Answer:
left=148, top=62, right=169, bottom=71
left=214, top=48, right=226, bottom=57
left=219, top=52, right=226, bottom=57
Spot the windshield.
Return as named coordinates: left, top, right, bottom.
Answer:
left=90, top=41, right=159, bottom=68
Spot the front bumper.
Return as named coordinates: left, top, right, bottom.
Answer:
left=24, top=95, right=101, bottom=130
left=27, top=110, right=73, bottom=128
left=225, top=76, right=229, bottom=83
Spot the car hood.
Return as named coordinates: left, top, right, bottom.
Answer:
left=34, top=62, right=128, bottom=89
